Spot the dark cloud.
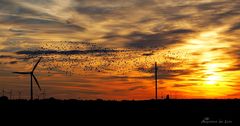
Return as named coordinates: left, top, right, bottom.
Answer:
left=167, top=29, right=195, bottom=34
left=128, top=86, right=146, bottom=91
left=8, top=28, right=38, bottom=36
left=142, top=52, right=154, bottom=56
left=71, top=0, right=159, bottom=23
left=0, top=0, right=56, bottom=22
left=75, top=6, right=113, bottom=15
left=8, top=61, right=18, bottom=64
left=213, top=10, right=240, bottom=22
left=154, top=5, right=193, bottom=20
left=228, top=22, right=240, bottom=32
left=103, top=76, right=154, bottom=81
left=0, top=60, right=18, bottom=65
left=0, top=0, right=37, bottom=14
left=0, top=55, right=31, bottom=61
left=137, top=64, right=194, bottom=80
left=173, top=84, right=195, bottom=88
left=111, top=85, right=146, bottom=93
left=125, top=29, right=195, bottom=48
left=22, top=0, right=53, bottom=4
left=79, top=84, right=97, bottom=88
left=150, top=0, right=240, bottom=28
left=73, top=1, right=130, bottom=21
left=79, top=90, right=103, bottom=95
left=16, top=49, right=125, bottom=56
left=221, top=63, right=240, bottom=72
left=195, top=0, right=240, bottom=26
left=196, top=1, right=230, bottom=11
left=9, top=28, right=34, bottom=33
left=0, top=15, right=85, bottom=32
left=222, top=48, right=240, bottom=72
left=0, top=37, right=46, bottom=52
left=0, top=55, right=15, bottom=59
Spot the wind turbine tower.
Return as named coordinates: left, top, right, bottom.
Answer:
left=13, top=57, right=42, bottom=100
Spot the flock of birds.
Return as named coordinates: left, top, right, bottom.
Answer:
left=12, top=41, right=190, bottom=77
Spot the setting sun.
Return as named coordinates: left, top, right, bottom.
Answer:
left=205, top=75, right=220, bottom=85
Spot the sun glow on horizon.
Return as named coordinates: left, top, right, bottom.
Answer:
left=167, top=27, right=239, bottom=98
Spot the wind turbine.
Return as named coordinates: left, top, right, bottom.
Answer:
left=13, top=57, right=42, bottom=100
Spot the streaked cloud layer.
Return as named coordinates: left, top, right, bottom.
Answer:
left=1, top=0, right=239, bottom=49
left=0, top=0, right=240, bottom=99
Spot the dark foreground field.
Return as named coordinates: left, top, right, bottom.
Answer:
left=0, top=97, right=239, bottom=125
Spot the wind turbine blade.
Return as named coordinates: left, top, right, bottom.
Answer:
left=13, top=72, right=31, bottom=74
left=32, top=74, right=41, bottom=90
left=32, top=57, right=42, bottom=72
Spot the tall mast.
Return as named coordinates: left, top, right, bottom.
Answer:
left=155, top=62, right=158, bottom=100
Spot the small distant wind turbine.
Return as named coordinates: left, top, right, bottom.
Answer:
left=41, top=89, right=46, bottom=99
left=13, top=57, right=42, bottom=100
left=9, top=90, right=13, bottom=99
left=18, top=91, right=22, bottom=99
left=2, top=89, right=5, bottom=96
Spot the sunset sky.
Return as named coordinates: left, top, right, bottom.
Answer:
left=0, top=0, right=240, bottom=100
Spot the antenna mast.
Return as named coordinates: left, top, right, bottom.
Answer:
left=155, top=62, right=158, bottom=100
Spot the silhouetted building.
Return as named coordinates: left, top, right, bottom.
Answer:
left=0, top=96, right=8, bottom=101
